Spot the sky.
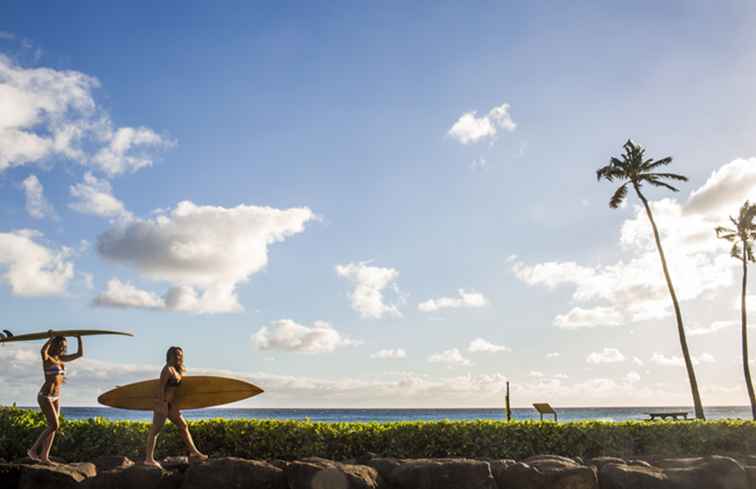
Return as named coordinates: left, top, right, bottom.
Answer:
left=2, top=1, right=756, bottom=408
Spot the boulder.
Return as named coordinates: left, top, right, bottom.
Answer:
left=17, top=462, right=92, bottom=489
left=661, top=456, right=748, bottom=489
left=365, top=457, right=404, bottom=485
left=286, top=457, right=383, bottom=489
left=598, top=463, right=668, bottom=489
left=494, top=456, right=597, bottom=489
left=746, top=465, right=756, bottom=489
left=181, top=457, right=285, bottom=489
left=91, top=455, right=134, bottom=472
left=82, top=463, right=183, bottom=489
left=390, top=458, right=496, bottom=489
left=0, top=463, right=21, bottom=489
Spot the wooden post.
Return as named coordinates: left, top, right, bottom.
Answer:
left=505, top=381, right=511, bottom=421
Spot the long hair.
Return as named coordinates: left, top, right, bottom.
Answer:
left=49, top=336, right=67, bottom=357
left=166, top=346, right=186, bottom=374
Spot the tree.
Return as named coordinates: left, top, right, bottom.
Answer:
left=716, top=201, right=756, bottom=420
left=596, top=139, right=705, bottom=420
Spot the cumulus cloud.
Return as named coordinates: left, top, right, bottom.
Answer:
left=0, top=55, right=172, bottom=175
left=93, top=278, right=164, bottom=310
left=467, top=338, right=511, bottom=353
left=553, top=306, right=623, bottom=329
left=428, top=348, right=472, bottom=367
left=651, top=352, right=716, bottom=367
left=252, top=320, right=360, bottom=353
left=335, top=262, right=401, bottom=319
left=370, top=349, right=407, bottom=359
left=95, top=201, right=314, bottom=313
left=69, top=172, right=132, bottom=219
left=417, top=289, right=488, bottom=312
left=546, top=352, right=561, bottom=358
left=511, top=159, right=756, bottom=330
left=625, top=371, right=641, bottom=383
left=0, top=230, right=74, bottom=296
left=688, top=321, right=737, bottom=336
left=21, top=174, right=56, bottom=219
left=586, top=348, right=625, bottom=364
left=448, top=102, right=516, bottom=144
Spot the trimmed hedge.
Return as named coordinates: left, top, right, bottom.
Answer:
left=1, top=406, right=754, bottom=462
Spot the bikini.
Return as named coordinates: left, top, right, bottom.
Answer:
left=38, top=364, right=64, bottom=402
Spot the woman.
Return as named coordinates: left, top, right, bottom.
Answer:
left=27, top=334, right=83, bottom=464
left=144, top=346, right=208, bottom=468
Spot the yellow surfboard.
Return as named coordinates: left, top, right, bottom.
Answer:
left=0, top=329, right=133, bottom=343
left=97, top=376, right=264, bottom=410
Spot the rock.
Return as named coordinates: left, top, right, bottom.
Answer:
left=588, top=456, right=627, bottom=469
left=365, top=457, right=404, bottom=485
left=746, top=466, right=756, bottom=489
left=17, top=463, right=91, bottom=489
left=69, top=462, right=97, bottom=478
left=181, top=457, right=285, bottom=489
left=92, top=455, right=133, bottom=472
left=662, top=456, right=747, bottom=489
left=162, top=456, right=189, bottom=472
left=598, top=463, right=668, bottom=489
left=286, top=457, right=382, bottom=489
left=0, top=464, right=22, bottom=489
left=82, top=464, right=182, bottom=489
left=494, top=456, right=597, bottom=489
left=390, top=458, right=497, bottom=489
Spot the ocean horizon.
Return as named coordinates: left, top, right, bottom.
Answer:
left=10, top=405, right=752, bottom=423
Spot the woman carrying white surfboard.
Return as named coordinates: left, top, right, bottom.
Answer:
left=144, top=346, right=208, bottom=468
left=27, top=334, right=84, bottom=464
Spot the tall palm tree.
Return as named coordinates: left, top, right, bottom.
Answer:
left=597, top=139, right=705, bottom=420
left=716, top=201, right=756, bottom=420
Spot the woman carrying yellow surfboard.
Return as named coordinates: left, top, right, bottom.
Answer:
left=27, top=334, right=84, bottom=464
left=144, top=346, right=208, bottom=468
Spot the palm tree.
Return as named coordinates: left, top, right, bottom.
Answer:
left=716, top=201, right=756, bottom=420
left=597, top=139, right=705, bottom=420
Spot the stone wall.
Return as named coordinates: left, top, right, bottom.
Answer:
left=1, top=453, right=755, bottom=489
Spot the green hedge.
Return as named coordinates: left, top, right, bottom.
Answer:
left=1, top=407, right=754, bottom=462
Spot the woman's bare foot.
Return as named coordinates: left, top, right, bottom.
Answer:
left=188, top=452, right=208, bottom=463
left=26, top=449, right=41, bottom=462
left=143, top=459, right=164, bottom=470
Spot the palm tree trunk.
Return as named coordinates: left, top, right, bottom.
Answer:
left=741, top=243, right=756, bottom=420
left=634, top=184, right=705, bottom=420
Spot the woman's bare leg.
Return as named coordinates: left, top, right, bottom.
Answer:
left=168, top=409, right=206, bottom=460
left=36, top=397, right=60, bottom=464
left=145, top=411, right=167, bottom=468
left=27, top=396, right=53, bottom=461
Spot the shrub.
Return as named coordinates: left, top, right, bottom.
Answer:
left=1, top=406, right=754, bottom=462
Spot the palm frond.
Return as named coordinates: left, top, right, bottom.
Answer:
left=732, top=243, right=743, bottom=259
left=647, top=172, right=688, bottom=182
left=644, top=156, right=673, bottom=171
left=609, top=183, right=629, bottom=209
left=746, top=242, right=755, bottom=263
left=644, top=178, right=680, bottom=192
left=715, top=226, right=737, bottom=241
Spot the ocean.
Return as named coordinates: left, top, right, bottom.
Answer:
left=22, top=406, right=753, bottom=423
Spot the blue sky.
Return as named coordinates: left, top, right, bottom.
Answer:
left=2, top=1, right=756, bottom=408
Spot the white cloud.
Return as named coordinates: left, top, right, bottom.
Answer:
left=0, top=230, right=74, bottom=296
left=252, top=320, right=359, bottom=353
left=91, top=126, right=174, bottom=176
left=625, top=371, right=641, bottom=383
left=529, top=371, right=544, bottom=377
left=21, top=174, right=56, bottom=219
left=554, top=373, right=569, bottom=379
left=418, top=289, right=488, bottom=313
left=0, top=55, right=171, bottom=175
left=93, top=278, right=164, bottom=310
left=428, top=348, right=472, bottom=367
left=370, top=349, right=407, bottom=359
left=586, top=348, right=625, bottom=364
left=554, top=306, right=622, bottom=329
left=688, top=321, right=737, bottom=336
left=95, top=201, right=314, bottom=313
left=546, top=352, right=561, bottom=358
left=448, top=102, right=516, bottom=144
left=467, top=338, right=511, bottom=353
left=632, top=356, right=644, bottom=366
left=69, top=172, right=132, bottom=219
left=511, top=159, right=756, bottom=330
left=651, top=352, right=716, bottom=367
left=335, top=262, right=401, bottom=319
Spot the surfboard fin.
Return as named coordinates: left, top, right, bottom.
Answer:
left=2, top=330, right=13, bottom=338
